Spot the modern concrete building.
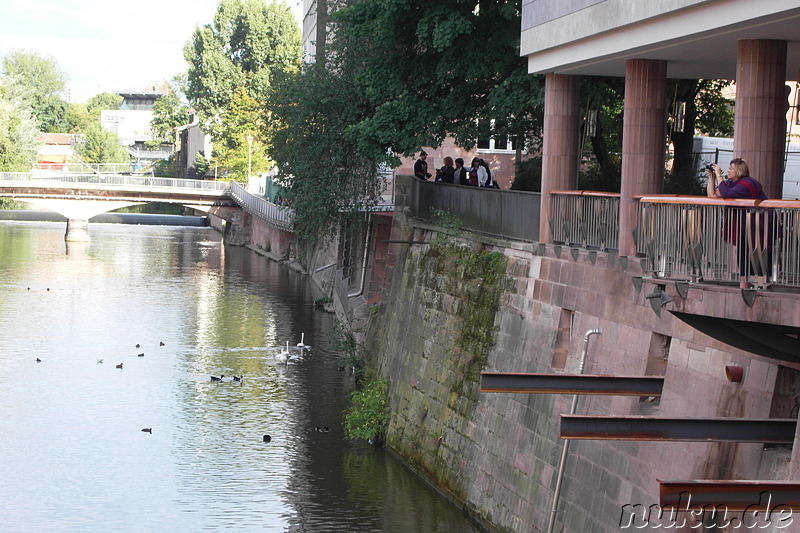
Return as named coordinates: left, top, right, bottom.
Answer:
left=100, top=91, right=162, bottom=146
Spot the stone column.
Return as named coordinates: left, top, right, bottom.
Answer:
left=540, top=73, right=581, bottom=244
left=734, top=40, right=787, bottom=200
left=65, top=219, right=90, bottom=242
left=619, top=59, right=667, bottom=257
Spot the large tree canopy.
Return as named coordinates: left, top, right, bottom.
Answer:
left=270, top=0, right=545, bottom=238
left=184, top=0, right=301, bottom=180
left=75, top=122, right=129, bottom=164
left=149, top=79, right=191, bottom=147
left=271, top=64, right=384, bottom=240
left=0, top=97, right=40, bottom=171
left=184, top=0, right=301, bottom=138
left=333, top=0, right=544, bottom=160
left=1, top=50, right=68, bottom=133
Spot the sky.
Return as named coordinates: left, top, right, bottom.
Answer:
left=0, top=0, right=304, bottom=103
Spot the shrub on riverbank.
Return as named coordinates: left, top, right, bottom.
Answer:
left=344, top=376, right=390, bottom=444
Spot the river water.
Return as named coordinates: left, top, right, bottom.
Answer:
left=0, top=221, right=478, bottom=533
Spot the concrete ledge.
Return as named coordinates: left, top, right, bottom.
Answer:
left=244, top=244, right=307, bottom=274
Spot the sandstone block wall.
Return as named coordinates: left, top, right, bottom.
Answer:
left=370, top=217, right=792, bottom=532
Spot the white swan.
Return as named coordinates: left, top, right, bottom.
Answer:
left=296, top=332, right=311, bottom=351
left=276, top=341, right=289, bottom=364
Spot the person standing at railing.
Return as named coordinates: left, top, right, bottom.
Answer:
left=414, top=150, right=431, bottom=180
left=469, top=157, right=488, bottom=187
left=453, top=158, right=469, bottom=186
left=480, top=159, right=497, bottom=188
left=436, top=157, right=455, bottom=183
left=706, top=158, right=770, bottom=288
left=706, top=159, right=766, bottom=201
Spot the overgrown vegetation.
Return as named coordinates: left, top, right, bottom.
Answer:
left=331, top=319, right=362, bottom=375
left=332, top=317, right=391, bottom=444
left=268, top=0, right=545, bottom=241
left=313, top=296, right=333, bottom=308
left=510, top=157, right=542, bottom=192
left=424, top=212, right=509, bottom=404
left=0, top=198, right=26, bottom=210
left=343, top=376, right=390, bottom=443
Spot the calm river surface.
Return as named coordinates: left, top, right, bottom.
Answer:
left=0, top=221, right=478, bottom=533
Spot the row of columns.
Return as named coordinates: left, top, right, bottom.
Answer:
left=540, top=39, right=789, bottom=256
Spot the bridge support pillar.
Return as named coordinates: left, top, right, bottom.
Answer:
left=65, top=219, right=90, bottom=242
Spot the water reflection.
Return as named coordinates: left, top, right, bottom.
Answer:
left=0, top=221, right=478, bottom=532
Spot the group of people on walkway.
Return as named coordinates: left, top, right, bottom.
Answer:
left=413, top=151, right=498, bottom=188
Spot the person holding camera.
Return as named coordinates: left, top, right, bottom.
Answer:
left=436, top=156, right=455, bottom=183
left=706, top=158, right=770, bottom=288
left=414, top=150, right=432, bottom=180
left=706, top=159, right=766, bottom=200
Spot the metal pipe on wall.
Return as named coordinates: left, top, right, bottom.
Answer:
left=547, top=328, right=602, bottom=533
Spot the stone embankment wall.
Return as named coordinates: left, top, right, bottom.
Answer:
left=366, top=212, right=793, bottom=532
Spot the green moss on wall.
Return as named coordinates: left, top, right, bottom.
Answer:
left=423, top=243, right=507, bottom=408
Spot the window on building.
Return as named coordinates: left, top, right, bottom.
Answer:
left=476, top=119, right=518, bottom=153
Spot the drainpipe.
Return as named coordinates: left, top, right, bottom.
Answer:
left=547, top=328, right=602, bottom=533
left=347, top=215, right=373, bottom=299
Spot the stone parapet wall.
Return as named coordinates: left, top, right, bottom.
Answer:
left=369, top=214, right=792, bottom=532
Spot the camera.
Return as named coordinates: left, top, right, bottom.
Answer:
left=704, top=163, right=715, bottom=171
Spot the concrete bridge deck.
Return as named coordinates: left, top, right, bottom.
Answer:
left=0, top=173, right=236, bottom=240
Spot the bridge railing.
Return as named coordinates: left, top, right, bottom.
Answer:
left=550, top=191, right=620, bottom=251
left=637, top=196, right=800, bottom=288
left=34, top=162, right=157, bottom=174
left=0, top=172, right=230, bottom=193
left=228, top=181, right=294, bottom=231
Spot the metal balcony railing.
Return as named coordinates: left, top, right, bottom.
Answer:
left=228, top=181, right=294, bottom=231
left=637, top=196, right=800, bottom=288
left=0, top=172, right=230, bottom=193
left=550, top=191, right=620, bottom=251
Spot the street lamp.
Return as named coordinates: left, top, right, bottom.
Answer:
left=247, top=134, right=253, bottom=179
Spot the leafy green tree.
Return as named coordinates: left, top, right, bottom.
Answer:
left=61, top=93, right=123, bottom=135
left=665, top=79, right=734, bottom=194
left=579, top=77, right=625, bottom=192
left=332, top=0, right=545, bottom=160
left=63, top=103, right=92, bottom=133
left=212, top=87, right=271, bottom=180
left=194, top=152, right=211, bottom=177
left=149, top=92, right=190, bottom=148
left=270, top=64, right=385, bottom=240
left=85, top=92, right=123, bottom=118
left=510, top=157, right=542, bottom=192
left=75, top=122, right=129, bottom=164
left=154, top=153, right=176, bottom=177
left=270, top=0, right=544, bottom=239
left=578, top=77, right=733, bottom=193
left=0, top=97, right=40, bottom=171
left=1, top=50, right=68, bottom=132
left=183, top=0, right=301, bottom=140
